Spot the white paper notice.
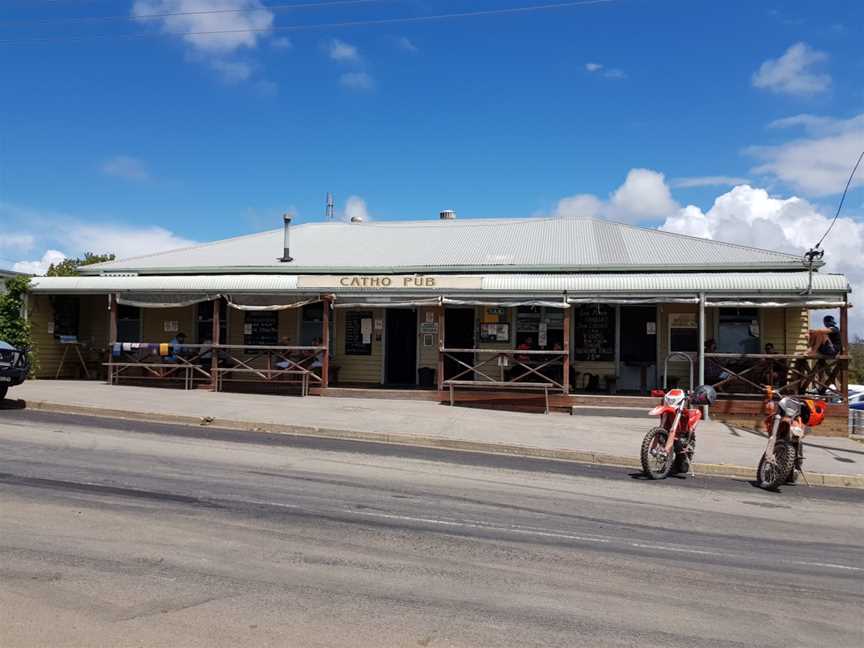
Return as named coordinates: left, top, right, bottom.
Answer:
left=361, top=318, right=373, bottom=343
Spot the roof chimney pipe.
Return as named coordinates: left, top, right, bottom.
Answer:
left=279, top=213, right=293, bottom=262
left=439, top=209, right=456, bottom=220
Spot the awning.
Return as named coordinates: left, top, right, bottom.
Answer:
left=117, top=293, right=218, bottom=308
left=226, top=294, right=319, bottom=311
left=442, top=297, right=568, bottom=309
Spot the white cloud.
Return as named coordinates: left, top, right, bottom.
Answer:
left=341, top=195, right=369, bottom=222
left=13, top=250, right=66, bottom=276
left=396, top=36, right=418, bottom=53
left=554, top=169, right=678, bottom=223
left=0, top=202, right=198, bottom=274
left=670, top=176, right=751, bottom=188
left=554, top=194, right=604, bottom=219
left=132, top=1, right=275, bottom=83
left=584, top=62, right=626, bottom=79
left=0, top=233, right=36, bottom=251
left=749, top=112, right=864, bottom=196
left=661, top=185, right=864, bottom=336
left=210, top=59, right=254, bottom=83
left=339, top=71, right=374, bottom=91
left=101, top=155, right=150, bottom=181
left=271, top=36, right=291, bottom=50
left=752, top=42, right=830, bottom=96
left=609, top=168, right=678, bottom=219
left=327, top=38, right=359, bottom=62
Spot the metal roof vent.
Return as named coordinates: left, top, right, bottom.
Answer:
left=439, top=209, right=456, bottom=220
left=278, top=213, right=293, bottom=262
left=349, top=215, right=364, bottom=223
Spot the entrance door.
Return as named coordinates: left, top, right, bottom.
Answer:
left=618, top=306, right=658, bottom=392
left=444, top=308, right=475, bottom=381
left=385, top=308, right=417, bottom=385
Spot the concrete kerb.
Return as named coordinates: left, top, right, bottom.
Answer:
left=23, top=399, right=864, bottom=490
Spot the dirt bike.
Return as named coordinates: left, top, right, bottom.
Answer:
left=757, top=393, right=826, bottom=490
left=640, top=385, right=715, bottom=479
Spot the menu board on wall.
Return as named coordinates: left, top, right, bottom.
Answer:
left=572, top=305, right=615, bottom=361
left=244, top=311, right=278, bottom=347
left=345, top=310, right=373, bottom=355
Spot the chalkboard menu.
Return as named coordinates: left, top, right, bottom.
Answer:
left=244, top=312, right=279, bottom=347
left=573, top=305, right=615, bottom=361
left=345, top=310, right=373, bottom=355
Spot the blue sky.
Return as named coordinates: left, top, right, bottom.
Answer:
left=1, top=0, right=863, bottom=330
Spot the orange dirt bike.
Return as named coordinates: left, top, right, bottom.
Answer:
left=640, top=385, right=717, bottom=479
left=757, top=392, right=826, bottom=490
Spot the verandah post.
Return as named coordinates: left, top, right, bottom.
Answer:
left=108, top=293, right=117, bottom=384
left=211, top=296, right=221, bottom=392
left=840, top=304, right=849, bottom=404
left=437, top=305, right=445, bottom=392
left=321, top=294, right=331, bottom=389
left=562, top=304, right=570, bottom=395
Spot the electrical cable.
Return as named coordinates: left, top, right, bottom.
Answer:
left=0, top=0, right=404, bottom=27
left=0, top=0, right=615, bottom=45
left=814, top=149, right=864, bottom=250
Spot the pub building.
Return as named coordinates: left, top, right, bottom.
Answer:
left=26, top=211, right=853, bottom=434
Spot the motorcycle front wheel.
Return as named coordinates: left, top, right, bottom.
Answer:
left=757, top=441, right=795, bottom=491
left=641, top=427, right=675, bottom=480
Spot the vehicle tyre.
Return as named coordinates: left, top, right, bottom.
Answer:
left=0, top=385, right=7, bottom=402
left=673, top=436, right=695, bottom=475
left=641, top=427, right=675, bottom=480
left=757, top=441, right=795, bottom=491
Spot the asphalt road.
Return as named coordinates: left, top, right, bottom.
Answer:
left=1, top=410, right=862, bottom=648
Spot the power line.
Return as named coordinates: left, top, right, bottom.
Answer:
left=0, top=0, right=616, bottom=45
left=815, top=149, right=864, bottom=250
left=1, top=0, right=404, bottom=27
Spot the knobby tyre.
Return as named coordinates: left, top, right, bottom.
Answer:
left=757, top=440, right=795, bottom=490
left=641, top=427, right=675, bottom=480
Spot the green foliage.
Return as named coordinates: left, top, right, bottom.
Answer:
left=850, top=337, right=864, bottom=385
left=0, top=275, right=33, bottom=351
left=47, top=252, right=115, bottom=277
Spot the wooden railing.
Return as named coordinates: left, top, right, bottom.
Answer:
left=211, top=344, right=325, bottom=395
left=705, top=353, right=850, bottom=402
left=106, top=342, right=325, bottom=395
left=441, top=348, right=568, bottom=393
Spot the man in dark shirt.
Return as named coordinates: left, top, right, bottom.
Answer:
left=808, top=315, right=841, bottom=357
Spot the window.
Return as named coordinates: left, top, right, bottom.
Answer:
left=515, top=306, right=564, bottom=350
left=669, top=312, right=698, bottom=353
left=718, top=308, right=759, bottom=353
left=117, top=305, right=141, bottom=342
left=196, top=300, right=227, bottom=343
left=52, top=296, right=79, bottom=338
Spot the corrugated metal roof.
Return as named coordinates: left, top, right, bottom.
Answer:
left=82, top=217, right=809, bottom=274
left=29, top=271, right=849, bottom=297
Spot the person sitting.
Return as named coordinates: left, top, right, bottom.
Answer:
left=808, top=315, right=841, bottom=357
left=703, top=338, right=729, bottom=385
left=761, top=343, right=786, bottom=387
left=166, top=332, right=187, bottom=362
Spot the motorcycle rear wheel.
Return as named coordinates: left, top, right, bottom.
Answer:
left=641, top=427, right=675, bottom=480
left=673, top=436, right=695, bottom=475
left=757, top=441, right=795, bottom=491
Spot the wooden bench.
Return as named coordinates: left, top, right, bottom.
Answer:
left=213, top=367, right=311, bottom=396
left=444, top=380, right=553, bottom=414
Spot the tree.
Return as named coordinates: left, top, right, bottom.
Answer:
left=47, top=252, right=115, bottom=277
left=850, top=336, right=864, bottom=385
left=0, top=275, right=33, bottom=355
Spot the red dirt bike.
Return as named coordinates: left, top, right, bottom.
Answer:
left=640, top=385, right=716, bottom=479
left=757, top=392, right=826, bottom=490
